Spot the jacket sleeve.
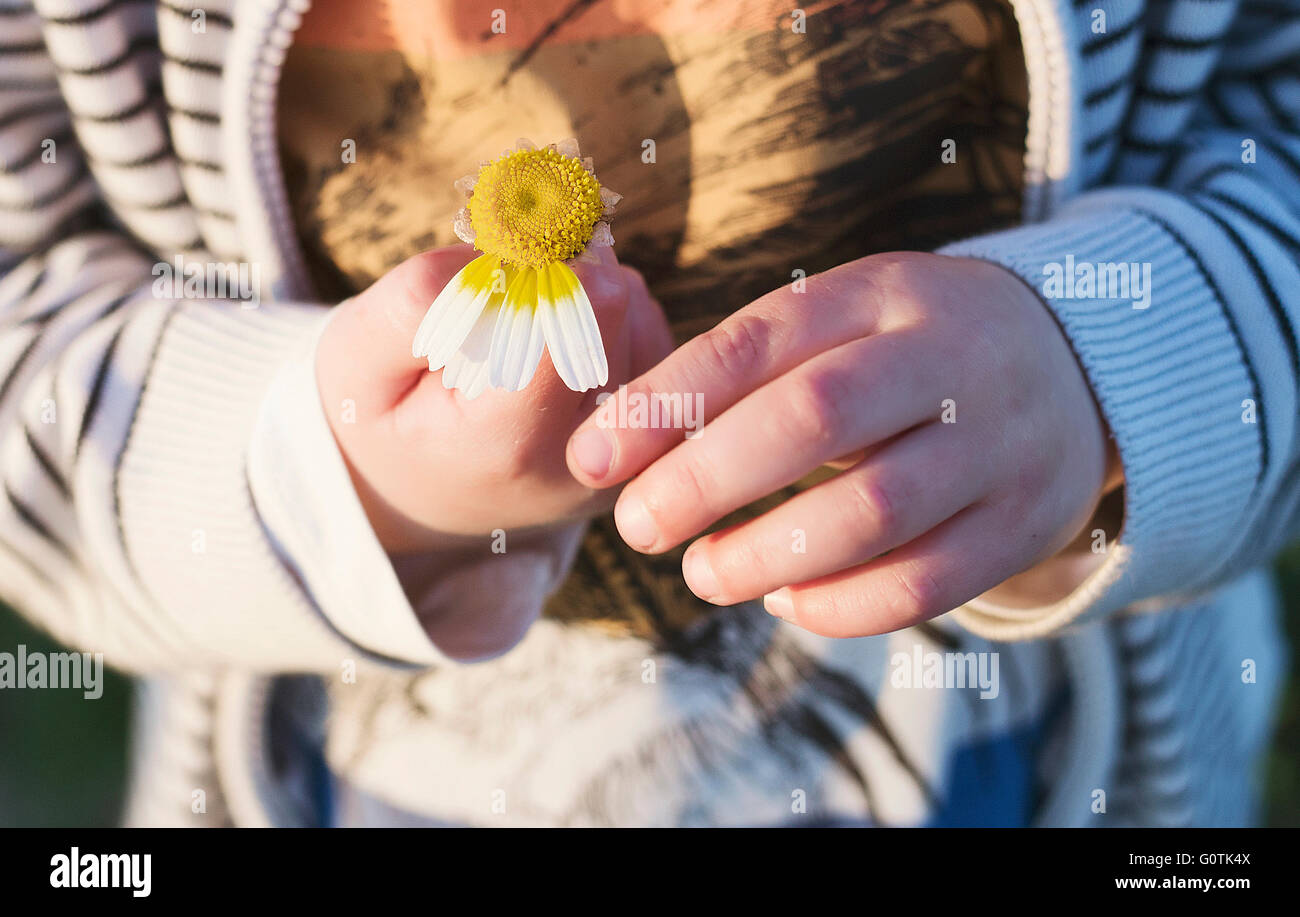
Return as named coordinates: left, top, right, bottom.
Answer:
left=938, top=0, right=1300, bottom=639
left=0, top=2, right=447, bottom=671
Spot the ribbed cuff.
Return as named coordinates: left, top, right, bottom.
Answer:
left=938, top=192, right=1264, bottom=640
left=117, top=300, right=389, bottom=670
left=248, top=308, right=445, bottom=666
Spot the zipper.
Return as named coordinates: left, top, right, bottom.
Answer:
left=215, top=0, right=315, bottom=828
left=1003, top=0, right=1079, bottom=222
left=226, top=0, right=314, bottom=303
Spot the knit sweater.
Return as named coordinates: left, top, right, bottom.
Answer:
left=0, top=0, right=1292, bottom=826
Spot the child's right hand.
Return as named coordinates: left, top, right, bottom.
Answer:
left=317, top=244, right=673, bottom=552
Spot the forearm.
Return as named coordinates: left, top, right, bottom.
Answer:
left=0, top=235, right=436, bottom=671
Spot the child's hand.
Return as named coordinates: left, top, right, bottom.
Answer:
left=316, top=244, right=672, bottom=658
left=319, top=244, right=672, bottom=551
left=565, top=252, right=1121, bottom=638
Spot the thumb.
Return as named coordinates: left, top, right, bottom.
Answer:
left=320, top=245, right=479, bottom=412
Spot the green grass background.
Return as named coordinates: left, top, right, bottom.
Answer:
left=1, top=552, right=1296, bottom=826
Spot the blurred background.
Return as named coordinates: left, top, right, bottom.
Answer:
left=1, top=547, right=1297, bottom=826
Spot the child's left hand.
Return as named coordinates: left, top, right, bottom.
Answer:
left=565, top=252, right=1121, bottom=637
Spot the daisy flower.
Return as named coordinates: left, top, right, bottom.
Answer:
left=412, top=138, right=623, bottom=399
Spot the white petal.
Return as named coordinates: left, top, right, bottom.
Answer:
left=465, top=367, right=492, bottom=399
left=460, top=355, right=493, bottom=400
left=535, top=302, right=578, bottom=391
left=515, top=137, right=536, bottom=151
left=599, top=186, right=622, bottom=215
left=488, top=268, right=547, bottom=391
left=441, top=302, right=498, bottom=400
left=589, top=221, right=614, bottom=247
left=555, top=137, right=581, bottom=159
left=412, top=254, right=499, bottom=368
left=537, top=261, right=607, bottom=392
left=581, top=156, right=595, bottom=174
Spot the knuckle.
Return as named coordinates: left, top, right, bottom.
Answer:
left=708, top=541, right=754, bottom=597
left=783, top=366, right=851, bottom=445
left=400, top=247, right=470, bottom=305
left=663, top=454, right=716, bottom=516
left=863, top=252, right=917, bottom=299
left=866, top=252, right=913, bottom=286
left=620, top=264, right=649, bottom=292
left=715, top=530, right=782, bottom=593
left=886, top=563, right=945, bottom=623
left=574, top=263, right=630, bottom=309
left=841, top=469, right=900, bottom=537
left=700, top=314, right=770, bottom=379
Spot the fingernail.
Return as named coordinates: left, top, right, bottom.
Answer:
left=682, top=544, right=720, bottom=602
left=763, top=589, right=795, bottom=622
left=570, top=428, right=612, bottom=479
left=615, top=496, right=658, bottom=551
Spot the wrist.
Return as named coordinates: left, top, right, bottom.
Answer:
left=337, top=447, right=449, bottom=554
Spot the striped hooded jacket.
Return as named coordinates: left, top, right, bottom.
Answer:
left=0, top=0, right=1294, bottom=825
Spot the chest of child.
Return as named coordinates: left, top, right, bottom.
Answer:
left=278, top=0, right=1028, bottom=334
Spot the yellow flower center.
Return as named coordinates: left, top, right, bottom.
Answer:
left=468, top=148, right=604, bottom=269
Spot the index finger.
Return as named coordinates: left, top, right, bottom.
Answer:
left=325, top=245, right=479, bottom=409
left=565, top=263, right=880, bottom=487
